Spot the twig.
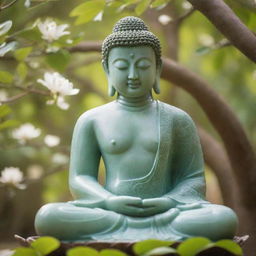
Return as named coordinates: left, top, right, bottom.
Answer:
left=0, top=0, right=19, bottom=10
left=0, top=85, right=50, bottom=104
left=188, top=0, right=256, bottom=62
left=1, top=91, right=30, bottom=104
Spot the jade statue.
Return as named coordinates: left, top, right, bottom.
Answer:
left=35, top=17, right=238, bottom=242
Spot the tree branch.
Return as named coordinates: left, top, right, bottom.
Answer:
left=162, top=57, right=256, bottom=207
left=187, top=0, right=256, bottom=62
left=0, top=86, right=50, bottom=104
left=69, top=41, right=102, bottom=53
left=197, top=126, right=236, bottom=207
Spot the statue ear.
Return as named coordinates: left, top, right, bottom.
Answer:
left=108, top=83, right=116, bottom=97
left=102, top=60, right=116, bottom=97
left=102, top=60, right=109, bottom=74
left=153, top=61, right=162, bottom=94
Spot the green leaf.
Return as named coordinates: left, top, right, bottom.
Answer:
left=144, top=246, right=177, bottom=256
left=70, top=0, right=105, bottom=25
left=12, top=247, right=37, bottom=256
left=31, top=236, right=60, bottom=256
left=0, top=70, right=13, bottom=84
left=46, top=49, right=70, bottom=72
left=135, top=0, right=151, bottom=15
left=106, top=1, right=124, bottom=8
left=177, top=237, right=211, bottom=256
left=0, top=41, right=18, bottom=57
left=0, top=105, right=11, bottom=118
left=100, top=249, right=128, bottom=256
left=67, top=246, right=99, bottom=256
left=215, top=240, right=243, bottom=255
left=0, top=119, right=20, bottom=130
left=0, top=20, right=12, bottom=36
left=124, top=0, right=139, bottom=4
left=151, top=0, right=170, bottom=8
left=133, top=240, right=174, bottom=255
left=17, top=62, right=28, bottom=80
left=14, top=47, right=32, bottom=61
left=17, top=27, right=42, bottom=41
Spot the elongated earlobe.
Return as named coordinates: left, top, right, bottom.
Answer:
left=153, top=62, right=162, bottom=94
left=103, top=60, right=116, bottom=97
left=108, top=84, right=116, bottom=97
left=153, top=79, right=160, bottom=94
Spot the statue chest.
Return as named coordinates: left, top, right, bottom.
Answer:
left=95, top=109, right=158, bottom=155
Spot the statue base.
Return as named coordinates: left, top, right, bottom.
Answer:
left=14, top=234, right=248, bottom=256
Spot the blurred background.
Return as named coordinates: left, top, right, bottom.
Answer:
left=0, top=0, right=255, bottom=253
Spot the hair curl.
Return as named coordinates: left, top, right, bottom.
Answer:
left=102, top=16, right=162, bottom=68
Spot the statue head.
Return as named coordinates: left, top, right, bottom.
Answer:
left=102, top=16, right=162, bottom=97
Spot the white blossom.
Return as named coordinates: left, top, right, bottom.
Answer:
left=0, top=90, right=8, bottom=102
left=0, top=41, right=17, bottom=57
left=44, top=134, right=60, bottom=147
left=94, top=11, right=103, bottom=22
left=12, top=123, right=41, bottom=144
left=0, top=20, right=12, bottom=36
left=0, top=167, right=23, bottom=185
left=56, top=96, right=69, bottom=110
left=182, top=1, right=192, bottom=10
left=46, top=97, right=69, bottom=110
left=24, top=0, right=31, bottom=8
left=198, top=33, right=214, bottom=47
left=46, top=45, right=60, bottom=53
left=37, top=72, right=79, bottom=96
left=29, top=61, right=39, bottom=69
left=37, top=19, right=70, bottom=43
left=27, top=165, right=43, bottom=179
left=66, top=39, right=73, bottom=44
left=37, top=72, right=79, bottom=110
left=158, top=15, right=172, bottom=25
left=52, top=153, right=69, bottom=165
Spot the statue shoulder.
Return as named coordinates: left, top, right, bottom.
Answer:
left=159, top=101, right=194, bottom=124
left=74, top=102, right=114, bottom=130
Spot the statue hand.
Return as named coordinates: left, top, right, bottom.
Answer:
left=105, top=196, right=143, bottom=216
left=142, top=197, right=175, bottom=216
left=176, top=202, right=202, bottom=211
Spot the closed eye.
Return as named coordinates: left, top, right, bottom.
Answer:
left=136, top=59, right=151, bottom=70
left=113, top=59, right=129, bottom=70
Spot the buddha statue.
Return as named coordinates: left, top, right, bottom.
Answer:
left=35, top=16, right=238, bottom=242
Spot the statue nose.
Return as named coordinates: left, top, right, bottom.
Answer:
left=128, top=65, right=138, bottom=80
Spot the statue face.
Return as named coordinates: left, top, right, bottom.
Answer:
left=106, top=46, right=158, bottom=98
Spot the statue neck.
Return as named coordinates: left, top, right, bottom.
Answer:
left=116, top=94, right=154, bottom=110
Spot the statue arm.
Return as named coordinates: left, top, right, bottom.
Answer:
left=69, top=112, right=112, bottom=207
left=164, top=111, right=206, bottom=205
left=69, top=111, right=143, bottom=214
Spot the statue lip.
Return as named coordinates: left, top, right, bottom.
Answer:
left=127, top=80, right=140, bottom=88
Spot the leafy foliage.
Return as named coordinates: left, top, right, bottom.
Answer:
left=13, top=237, right=60, bottom=256
left=70, top=0, right=106, bottom=25
left=12, top=237, right=243, bottom=256
left=133, top=239, right=174, bottom=255
left=176, top=237, right=211, bottom=256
